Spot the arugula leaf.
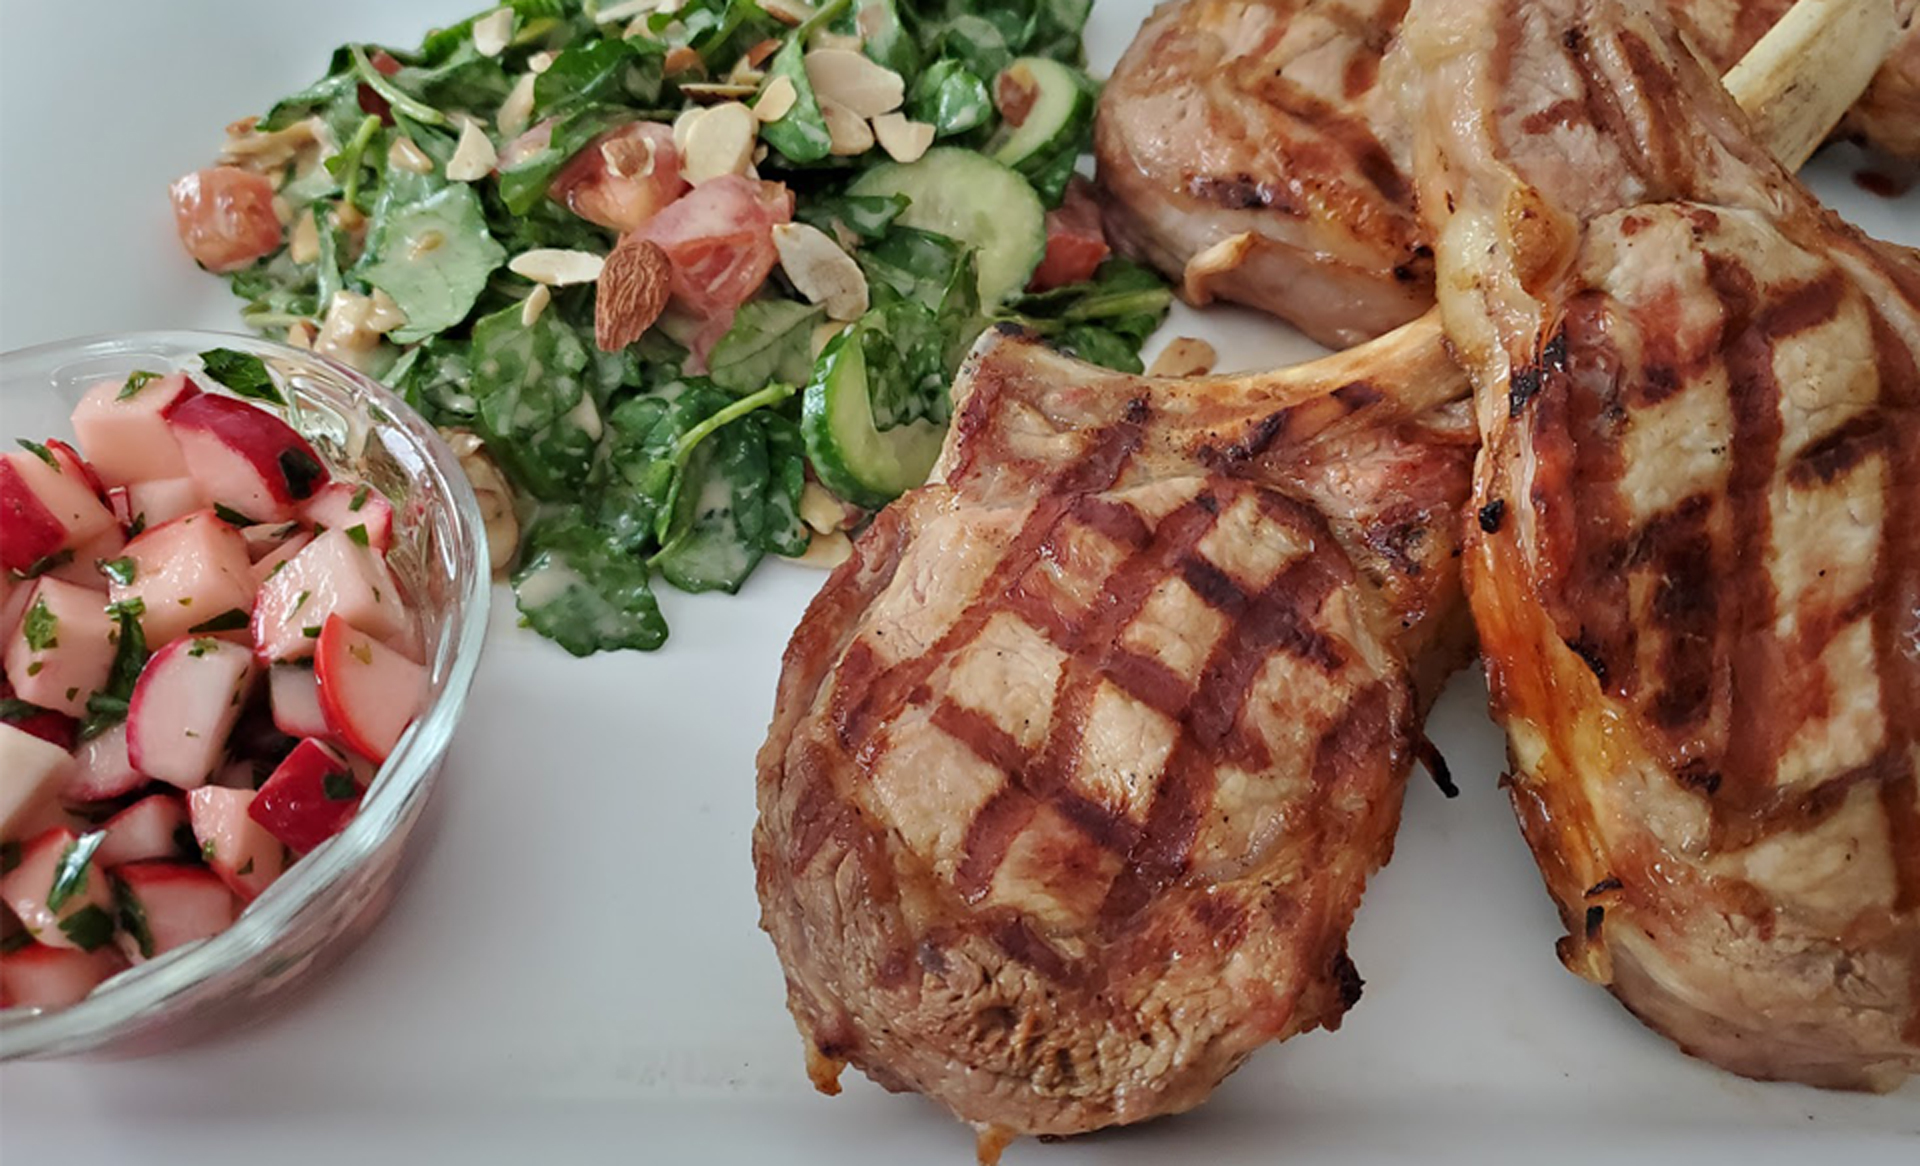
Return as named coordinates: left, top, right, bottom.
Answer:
left=358, top=184, right=507, bottom=343
left=653, top=424, right=770, bottom=594
left=793, top=193, right=910, bottom=245
left=906, top=58, right=992, bottom=138
left=533, top=38, right=664, bottom=121
left=1006, top=258, right=1174, bottom=373
left=512, top=508, right=668, bottom=656
left=757, top=37, right=833, bottom=165
left=758, top=413, right=813, bottom=558
left=849, top=0, right=920, bottom=80
left=198, top=348, right=286, bottom=405
left=469, top=300, right=597, bottom=500
left=46, top=832, right=105, bottom=914
left=707, top=299, right=823, bottom=396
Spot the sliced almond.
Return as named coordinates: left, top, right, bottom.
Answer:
left=1147, top=337, right=1219, bottom=378
left=799, top=481, right=847, bottom=535
left=741, top=38, right=782, bottom=70
left=785, top=529, right=852, bottom=569
left=803, top=49, right=904, bottom=118
left=595, top=235, right=674, bottom=351
left=510, top=248, right=607, bottom=286
left=497, top=72, right=538, bottom=138
left=285, top=321, right=316, bottom=351
left=601, top=134, right=655, bottom=179
left=664, top=45, right=704, bottom=77
left=366, top=289, right=409, bottom=334
left=446, top=119, right=499, bottom=182
left=871, top=112, right=934, bottom=164
left=389, top=137, right=435, bottom=175
left=810, top=30, right=864, bottom=53
left=681, top=102, right=758, bottom=183
left=773, top=222, right=869, bottom=321
left=760, top=0, right=816, bottom=25
left=596, top=0, right=662, bottom=21
left=442, top=429, right=520, bottom=574
left=1181, top=232, right=1258, bottom=305
left=288, top=209, right=321, bottom=265
left=819, top=97, right=874, bottom=157
left=679, top=81, right=763, bottom=101
left=755, top=74, right=799, bottom=123
left=316, top=290, right=385, bottom=371
left=472, top=8, right=514, bottom=57
left=528, top=50, right=558, bottom=75
left=672, top=105, right=704, bottom=154
left=521, top=283, right=553, bottom=328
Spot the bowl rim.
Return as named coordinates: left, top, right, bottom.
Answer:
left=0, top=329, right=490, bottom=1057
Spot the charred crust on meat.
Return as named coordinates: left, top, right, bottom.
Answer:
left=1333, top=381, right=1382, bottom=410
left=1508, top=365, right=1543, bottom=418
left=1584, top=877, right=1624, bottom=898
left=1584, top=904, right=1605, bottom=938
left=1563, top=26, right=1585, bottom=53
left=1331, top=950, right=1365, bottom=1011
left=1123, top=397, right=1151, bottom=425
left=1563, top=634, right=1608, bottom=684
left=1478, top=499, right=1507, bottom=534
left=1203, top=410, right=1290, bottom=467
left=1677, top=765, right=1723, bottom=796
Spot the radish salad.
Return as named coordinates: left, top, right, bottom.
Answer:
left=169, top=0, right=1171, bottom=656
left=0, top=350, right=427, bottom=1011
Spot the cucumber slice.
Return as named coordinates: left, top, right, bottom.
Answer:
left=990, top=57, right=1095, bottom=172
left=802, top=326, right=946, bottom=510
left=847, top=148, right=1046, bottom=307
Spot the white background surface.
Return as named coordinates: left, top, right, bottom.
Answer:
left=2, top=1, right=1917, bottom=1161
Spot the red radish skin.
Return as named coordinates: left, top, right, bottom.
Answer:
left=165, top=393, right=330, bottom=523
left=113, top=862, right=236, bottom=958
left=299, top=482, right=394, bottom=553
left=252, top=528, right=414, bottom=662
left=250, top=738, right=363, bottom=853
left=96, top=794, right=192, bottom=868
left=0, top=678, right=77, bottom=751
left=187, top=787, right=286, bottom=901
left=70, top=372, right=200, bottom=487
left=0, top=722, right=76, bottom=838
left=112, top=510, right=258, bottom=648
left=5, top=577, right=118, bottom=716
left=0, top=827, right=116, bottom=951
left=268, top=663, right=331, bottom=740
left=0, top=449, right=118, bottom=571
left=315, top=615, right=426, bottom=762
left=126, top=636, right=259, bottom=790
left=0, top=943, right=128, bottom=1009
left=169, top=167, right=283, bottom=274
left=61, top=721, right=145, bottom=804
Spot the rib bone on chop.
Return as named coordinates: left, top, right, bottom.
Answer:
left=753, top=4, right=1885, bottom=1143
left=1399, top=0, right=1920, bottom=1090
left=1095, top=0, right=1912, bottom=349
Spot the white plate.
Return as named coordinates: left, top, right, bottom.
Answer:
left=1, top=2, right=1915, bottom=1162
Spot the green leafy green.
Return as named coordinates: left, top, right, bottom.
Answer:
left=470, top=300, right=597, bottom=500
left=513, top=508, right=669, bottom=656
left=906, top=59, right=992, bottom=138
left=793, top=193, right=910, bottom=244
left=756, top=37, right=833, bottom=164
left=533, top=38, right=664, bottom=121
left=23, top=598, right=57, bottom=652
left=198, top=348, right=286, bottom=405
left=496, top=106, right=632, bottom=214
left=357, top=184, right=507, bottom=343
left=707, top=299, right=822, bottom=396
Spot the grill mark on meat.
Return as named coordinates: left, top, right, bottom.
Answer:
left=1522, top=98, right=1587, bottom=135
left=1101, top=550, right=1351, bottom=925
left=1103, top=648, right=1193, bottom=720
left=1188, top=174, right=1297, bottom=215
left=1614, top=32, right=1688, bottom=191
left=955, top=789, right=1042, bottom=904
left=1247, top=75, right=1409, bottom=206
left=1788, top=412, right=1885, bottom=487
left=1640, top=495, right=1720, bottom=736
left=933, top=701, right=1032, bottom=779
left=988, top=911, right=1075, bottom=983
left=1864, top=310, right=1920, bottom=934
left=1333, top=380, right=1383, bottom=410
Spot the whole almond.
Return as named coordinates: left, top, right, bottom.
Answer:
left=596, top=235, right=673, bottom=352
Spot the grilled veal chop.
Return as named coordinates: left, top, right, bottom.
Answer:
left=1399, top=0, right=1920, bottom=1090
left=754, top=316, right=1477, bottom=1143
left=1096, top=0, right=1912, bottom=348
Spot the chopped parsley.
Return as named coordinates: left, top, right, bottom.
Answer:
left=348, top=484, right=371, bottom=512
left=323, top=769, right=359, bottom=801
left=22, top=597, right=58, bottom=651
left=57, top=904, right=115, bottom=952
left=189, top=609, right=250, bottom=634
left=100, top=556, right=138, bottom=586
left=16, top=438, right=56, bottom=467
left=213, top=503, right=259, bottom=527
left=46, top=831, right=106, bottom=913
left=119, top=369, right=164, bottom=399
left=346, top=524, right=370, bottom=547
left=198, top=347, right=285, bottom=405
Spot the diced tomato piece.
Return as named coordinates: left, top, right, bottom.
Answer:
left=637, top=174, right=793, bottom=321
left=1028, top=178, right=1111, bottom=293
left=169, top=167, right=284, bottom=274
left=550, top=121, right=688, bottom=234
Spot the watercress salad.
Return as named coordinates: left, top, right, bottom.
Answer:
left=171, top=0, right=1171, bottom=656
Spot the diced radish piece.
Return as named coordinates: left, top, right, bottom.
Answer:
left=126, top=636, right=258, bottom=790
left=70, top=372, right=200, bottom=487
left=252, top=529, right=413, bottom=662
left=106, top=486, right=134, bottom=528
left=0, top=572, right=29, bottom=641
left=4, top=577, right=118, bottom=716
left=268, top=663, right=330, bottom=739
left=0, top=828, right=116, bottom=951
left=113, top=861, right=235, bottom=958
left=299, top=481, right=394, bottom=552
left=0, top=722, right=75, bottom=838
left=45, top=525, right=126, bottom=591
left=241, top=521, right=307, bottom=561
left=112, top=510, right=256, bottom=648
left=0, top=943, right=127, bottom=1008
left=0, top=449, right=118, bottom=572
left=165, top=393, right=329, bottom=523
left=186, top=787, right=285, bottom=902
left=44, top=440, right=108, bottom=503
left=0, top=677, right=77, bottom=751
left=96, top=794, right=192, bottom=868
left=314, top=616, right=425, bottom=763
left=123, top=476, right=210, bottom=532
left=249, top=738, right=362, bottom=854
left=251, top=531, right=314, bottom=586
left=61, top=721, right=146, bottom=805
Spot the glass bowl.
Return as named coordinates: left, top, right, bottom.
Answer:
left=0, top=331, right=489, bottom=1059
